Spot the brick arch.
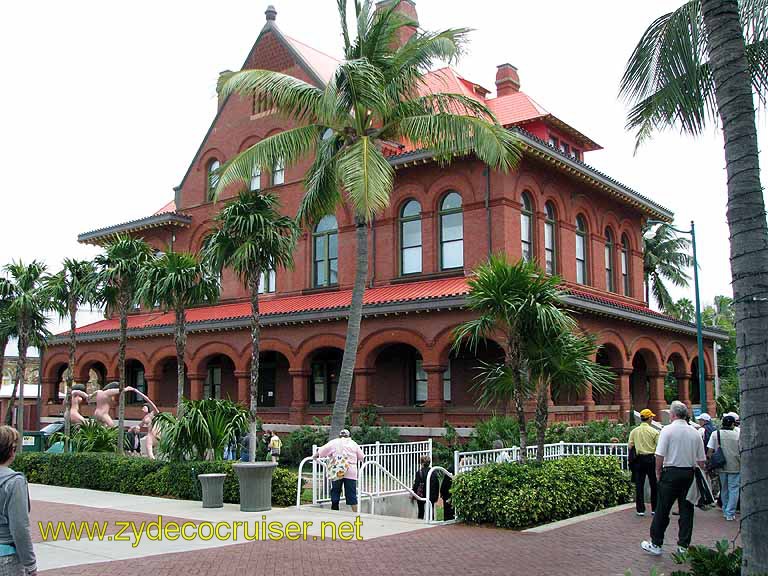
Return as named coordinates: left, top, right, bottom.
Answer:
left=689, top=348, right=714, bottom=376
left=188, top=219, right=215, bottom=254
left=243, top=338, right=297, bottom=369
left=629, top=336, right=664, bottom=374
left=541, top=191, right=566, bottom=222
left=572, top=202, right=599, bottom=236
left=599, top=211, right=622, bottom=237
left=596, top=329, right=631, bottom=368
left=147, top=346, right=187, bottom=379
left=384, top=182, right=428, bottom=220
left=199, top=147, right=225, bottom=172
left=295, top=334, right=347, bottom=370
left=238, top=134, right=262, bottom=152
left=664, top=342, right=690, bottom=371
left=75, top=351, right=112, bottom=382
left=191, top=341, right=245, bottom=374
left=427, top=173, right=477, bottom=212
left=358, top=328, right=433, bottom=368
left=515, top=172, right=544, bottom=207
left=432, top=323, right=505, bottom=366
left=618, top=219, right=640, bottom=251
left=124, top=348, right=150, bottom=369
left=44, top=353, right=70, bottom=381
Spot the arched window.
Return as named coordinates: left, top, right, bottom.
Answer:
left=313, top=215, right=338, bottom=287
left=400, top=200, right=422, bottom=275
left=621, top=234, right=631, bottom=296
left=439, top=192, right=463, bottom=270
left=272, top=159, right=285, bottom=186
left=544, top=202, right=557, bottom=274
left=575, top=215, right=588, bottom=285
left=206, top=159, right=220, bottom=201
left=250, top=164, right=261, bottom=192
left=605, top=228, right=615, bottom=292
left=259, top=268, right=276, bottom=294
left=520, top=192, right=533, bottom=262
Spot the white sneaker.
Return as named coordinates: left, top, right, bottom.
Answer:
left=677, top=546, right=688, bottom=554
left=636, top=511, right=646, bottom=516
left=641, top=541, right=663, bottom=556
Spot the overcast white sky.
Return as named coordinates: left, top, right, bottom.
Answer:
left=2, top=0, right=766, bottom=357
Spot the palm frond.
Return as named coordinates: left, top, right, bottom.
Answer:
left=335, top=136, right=394, bottom=221
left=296, top=135, right=344, bottom=226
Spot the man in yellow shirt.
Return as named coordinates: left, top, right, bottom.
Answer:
left=629, top=409, right=660, bottom=516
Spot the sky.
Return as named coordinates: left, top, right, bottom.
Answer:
left=1, top=0, right=766, bottom=357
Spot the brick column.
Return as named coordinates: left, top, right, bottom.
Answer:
left=422, top=365, right=446, bottom=427
left=187, top=373, right=205, bottom=402
left=289, top=369, right=309, bottom=424
left=352, top=368, right=374, bottom=407
left=677, top=372, right=692, bottom=411
left=145, top=376, right=161, bottom=405
left=648, top=371, right=667, bottom=416
left=235, top=371, right=250, bottom=406
left=617, top=368, right=632, bottom=422
left=705, top=377, right=716, bottom=415
left=579, top=383, right=596, bottom=422
left=40, top=377, right=56, bottom=405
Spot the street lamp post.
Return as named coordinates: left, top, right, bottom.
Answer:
left=646, top=219, right=707, bottom=411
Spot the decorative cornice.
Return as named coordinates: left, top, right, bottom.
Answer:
left=78, top=212, right=192, bottom=245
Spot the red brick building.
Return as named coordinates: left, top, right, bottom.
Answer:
left=41, top=2, right=723, bottom=432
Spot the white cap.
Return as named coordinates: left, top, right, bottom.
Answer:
left=697, top=413, right=712, bottom=421
left=339, top=429, right=351, bottom=437
left=724, top=412, right=740, bottom=421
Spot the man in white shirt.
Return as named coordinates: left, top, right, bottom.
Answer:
left=707, top=415, right=741, bottom=521
left=641, top=401, right=706, bottom=557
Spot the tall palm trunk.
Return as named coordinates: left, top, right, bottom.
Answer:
left=248, top=275, right=261, bottom=463
left=174, top=305, right=186, bottom=416
left=14, top=321, right=28, bottom=451
left=506, top=344, right=528, bottom=463
left=701, top=1, right=768, bottom=571
left=535, top=380, right=549, bottom=464
left=329, top=219, right=368, bottom=438
left=6, top=316, right=26, bottom=427
left=0, top=337, right=6, bottom=423
left=116, top=288, right=128, bottom=455
left=63, top=295, right=77, bottom=452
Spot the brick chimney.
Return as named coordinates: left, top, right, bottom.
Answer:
left=496, top=63, right=520, bottom=97
left=375, top=0, right=419, bottom=48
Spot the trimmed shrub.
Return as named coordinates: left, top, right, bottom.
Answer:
left=451, top=455, right=632, bottom=529
left=14, top=453, right=297, bottom=507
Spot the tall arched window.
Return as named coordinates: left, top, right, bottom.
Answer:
left=250, top=164, right=261, bottom=192
left=313, top=215, right=338, bottom=287
left=575, top=215, right=588, bottom=285
left=439, top=192, right=463, bottom=270
left=544, top=202, right=557, bottom=274
left=400, top=200, right=422, bottom=275
left=520, top=192, right=533, bottom=262
left=259, top=268, right=276, bottom=294
left=206, top=159, right=220, bottom=201
left=605, top=228, right=615, bottom=292
left=621, top=234, right=631, bottom=296
left=272, top=159, right=285, bottom=186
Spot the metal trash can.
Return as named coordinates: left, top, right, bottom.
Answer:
left=198, top=473, right=227, bottom=508
left=22, top=432, right=45, bottom=453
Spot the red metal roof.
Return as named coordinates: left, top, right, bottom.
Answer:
left=154, top=200, right=176, bottom=214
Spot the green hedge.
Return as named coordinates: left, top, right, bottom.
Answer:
left=451, top=455, right=632, bottom=529
left=14, top=453, right=297, bottom=507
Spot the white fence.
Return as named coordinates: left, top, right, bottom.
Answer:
left=297, top=439, right=432, bottom=506
left=454, top=441, right=629, bottom=473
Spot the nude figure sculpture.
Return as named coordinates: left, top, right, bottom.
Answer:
left=68, top=384, right=89, bottom=426
left=134, top=392, right=161, bottom=460
left=90, top=382, right=137, bottom=427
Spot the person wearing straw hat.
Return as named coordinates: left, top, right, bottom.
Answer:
left=629, top=408, right=660, bottom=516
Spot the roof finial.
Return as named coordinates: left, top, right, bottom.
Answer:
left=265, top=5, right=277, bottom=21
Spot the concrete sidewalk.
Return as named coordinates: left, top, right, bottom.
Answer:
left=31, top=484, right=431, bottom=572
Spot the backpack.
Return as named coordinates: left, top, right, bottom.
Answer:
left=707, top=430, right=727, bottom=472
left=326, top=439, right=351, bottom=480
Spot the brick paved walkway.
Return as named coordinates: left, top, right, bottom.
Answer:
left=35, top=503, right=740, bottom=576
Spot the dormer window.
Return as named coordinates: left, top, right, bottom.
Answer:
left=560, top=142, right=570, bottom=155
left=548, top=136, right=559, bottom=149
left=572, top=149, right=582, bottom=161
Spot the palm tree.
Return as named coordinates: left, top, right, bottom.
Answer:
left=668, top=297, right=695, bottom=322
left=212, top=0, right=522, bottom=438
left=136, top=250, right=219, bottom=414
left=528, top=331, right=614, bottom=463
left=93, top=235, right=153, bottom=454
left=453, top=256, right=573, bottom=462
left=0, top=297, right=13, bottom=403
left=45, top=259, right=99, bottom=450
left=621, top=1, right=768, bottom=570
left=643, top=223, right=692, bottom=312
left=0, top=261, right=51, bottom=447
left=202, top=191, right=298, bottom=461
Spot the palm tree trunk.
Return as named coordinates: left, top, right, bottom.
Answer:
left=535, top=381, right=549, bottom=464
left=116, top=288, right=128, bottom=455
left=0, top=337, right=6, bottom=423
left=330, top=219, right=368, bottom=438
left=701, top=1, right=768, bottom=572
left=175, top=305, right=186, bottom=416
left=64, top=295, right=77, bottom=452
left=248, top=275, right=261, bottom=463
left=15, top=324, right=28, bottom=451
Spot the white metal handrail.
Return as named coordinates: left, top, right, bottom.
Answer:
left=296, top=456, right=329, bottom=508
left=358, top=459, right=425, bottom=516
left=425, top=465, right=454, bottom=524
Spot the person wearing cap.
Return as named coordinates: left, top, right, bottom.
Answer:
left=629, top=409, right=660, bottom=516
left=696, top=413, right=716, bottom=449
left=314, top=429, right=365, bottom=512
left=724, top=412, right=740, bottom=426
left=707, top=415, right=740, bottom=521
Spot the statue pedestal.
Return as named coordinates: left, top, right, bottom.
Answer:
left=198, top=473, right=226, bottom=508
left=233, top=462, right=277, bottom=512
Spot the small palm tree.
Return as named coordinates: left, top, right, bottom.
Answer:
left=93, top=235, right=153, bottom=454
left=621, top=2, right=768, bottom=568
left=643, top=223, right=692, bottom=312
left=668, top=297, right=695, bottom=323
left=453, top=256, right=573, bottom=462
left=136, top=250, right=219, bottom=414
left=0, top=298, right=14, bottom=403
left=528, top=331, right=614, bottom=463
left=0, top=261, right=52, bottom=447
left=212, top=0, right=522, bottom=438
left=202, top=191, right=298, bottom=461
left=45, top=259, right=99, bottom=450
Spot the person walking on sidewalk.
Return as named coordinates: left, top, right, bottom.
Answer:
left=629, top=408, right=660, bottom=516
left=641, top=401, right=706, bottom=557
left=314, top=429, right=365, bottom=512
left=707, top=414, right=740, bottom=521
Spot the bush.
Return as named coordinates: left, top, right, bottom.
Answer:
left=451, top=455, right=632, bottom=529
left=353, top=405, right=402, bottom=445
left=281, top=425, right=329, bottom=466
left=672, top=540, right=743, bottom=576
left=14, top=452, right=297, bottom=507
